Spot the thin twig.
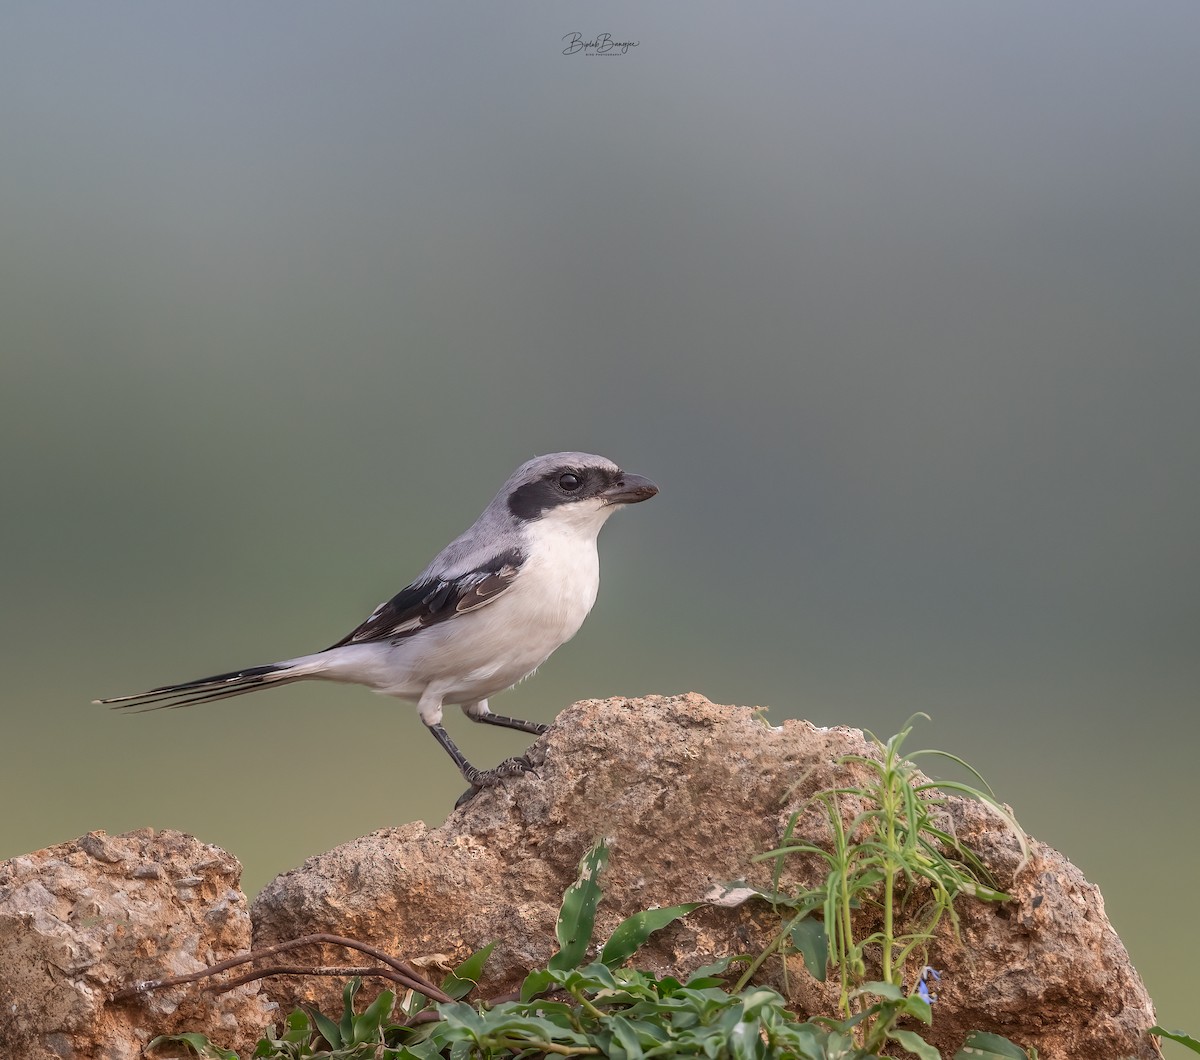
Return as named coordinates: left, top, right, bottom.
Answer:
left=207, top=965, right=418, bottom=995
left=111, top=933, right=453, bottom=1003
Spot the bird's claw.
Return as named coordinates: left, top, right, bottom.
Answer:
left=493, top=753, right=535, bottom=777
left=456, top=755, right=534, bottom=806
left=454, top=785, right=482, bottom=808
left=465, top=754, right=534, bottom=784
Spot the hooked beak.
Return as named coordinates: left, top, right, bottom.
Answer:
left=601, top=473, right=659, bottom=505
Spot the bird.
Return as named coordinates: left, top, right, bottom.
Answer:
left=96, top=452, right=658, bottom=799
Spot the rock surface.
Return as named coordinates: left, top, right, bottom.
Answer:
left=0, top=828, right=272, bottom=1060
left=252, top=693, right=1161, bottom=1059
left=2, top=698, right=1161, bottom=1058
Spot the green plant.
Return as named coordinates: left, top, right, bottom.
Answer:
left=148, top=1033, right=240, bottom=1060
left=404, top=840, right=885, bottom=1060
left=154, top=840, right=887, bottom=1059
left=152, top=720, right=1053, bottom=1060
left=734, top=714, right=1026, bottom=1051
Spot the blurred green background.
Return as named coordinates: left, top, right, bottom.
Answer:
left=3, top=1, right=1197, bottom=1038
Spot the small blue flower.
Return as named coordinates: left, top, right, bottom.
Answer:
left=914, top=965, right=941, bottom=1004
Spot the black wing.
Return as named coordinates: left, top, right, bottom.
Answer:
left=326, top=548, right=524, bottom=649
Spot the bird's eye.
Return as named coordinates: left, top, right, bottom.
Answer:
left=559, top=472, right=582, bottom=492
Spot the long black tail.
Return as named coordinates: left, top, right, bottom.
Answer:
left=95, top=662, right=306, bottom=713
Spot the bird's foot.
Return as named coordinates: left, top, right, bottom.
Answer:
left=466, top=754, right=534, bottom=784
left=455, top=755, right=534, bottom=807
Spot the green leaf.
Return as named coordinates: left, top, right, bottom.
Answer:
left=960, top=883, right=1012, bottom=902
left=147, top=1033, right=239, bottom=1060
left=436, top=1000, right=489, bottom=1038
left=606, top=1014, right=648, bottom=1060
left=600, top=902, right=702, bottom=968
left=548, top=839, right=609, bottom=971
left=729, top=1016, right=766, bottom=1060
left=308, top=1004, right=344, bottom=1049
left=1150, top=1027, right=1200, bottom=1054
left=573, top=961, right=620, bottom=991
left=955, top=1030, right=1034, bottom=1059
left=275, top=1008, right=312, bottom=1044
left=402, top=989, right=431, bottom=1018
left=338, top=976, right=361, bottom=1045
left=890, top=1027, right=940, bottom=1059
left=854, top=980, right=904, bottom=1001
left=393, top=1048, right=444, bottom=1060
left=499, top=1014, right=593, bottom=1047
left=442, top=941, right=496, bottom=1000
left=352, top=987, right=395, bottom=1043
left=685, top=956, right=737, bottom=989
left=442, top=999, right=486, bottom=1029
left=789, top=916, right=829, bottom=981
left=520, top=967, right=556, bottom=1002
left=900, top=994, right=933, bottom=1025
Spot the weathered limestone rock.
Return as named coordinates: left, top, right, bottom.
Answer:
left=0, top=828, right=273, bottom=1060
left=252, top=693, right=1160, bottom=1059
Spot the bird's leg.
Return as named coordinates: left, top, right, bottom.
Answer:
left=427, top=723, right=534, bottom=809
left=420, top=693, right=534, bottom=805
left=461, top=698, right=549, bottom=736
left=444, top=700, right=545, bottom=808
left=426, top=722, right=532, bottom=785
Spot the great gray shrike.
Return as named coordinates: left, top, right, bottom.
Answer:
left=97, top=452, right=657, bottom=796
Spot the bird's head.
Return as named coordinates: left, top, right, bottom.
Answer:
left=503, top=452, right=658, bottom=533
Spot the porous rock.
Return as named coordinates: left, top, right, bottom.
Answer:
left=0, top=828, right=272, bottom=1059
left=251, top=693, right=1160, bottom=1059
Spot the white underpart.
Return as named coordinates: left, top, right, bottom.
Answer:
left=297, top=498, right=619, bottom=725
